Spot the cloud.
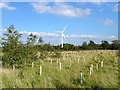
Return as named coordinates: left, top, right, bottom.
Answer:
left=80, top=0, right=107, bottom=2
left=0, top=28, right=2, bottom=36
left=20, top=31, right=60, bottom=37
left=108, top=35, right=117, bottom=40
left=0, top=28, right=7, bottom=36
left=65, top=34, right=98, bottom=39
left=0, top=0, right=119, bottom=2
left=113, top=4, right=119, bottom=12
left=80, top=0, right=107, bottom=5
left=19, top=30, right=118, bottom=40
left=0, top=28, right=2, bottom=32
left=31, top=2, right=91, bottom=17
left=99, top=18, right=113, bottom=26
left=75, top=0, right=119, bottom=2
left=20, top=30, right=118, bottom=43
left=0, top=2, right=16, bottom=10
left=19, top=30, right=99, bottom=40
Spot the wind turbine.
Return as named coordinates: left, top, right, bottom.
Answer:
left=56, top=25, right=67, bottom=48
left=61, top=25, right=67, bottom=48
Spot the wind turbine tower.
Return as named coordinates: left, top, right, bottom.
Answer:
left=61, top=25, right=67, bottom=48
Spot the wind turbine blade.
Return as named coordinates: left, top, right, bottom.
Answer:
left=62, top=25, right=67, bottom=32
left=55, top=31, right=61, bottom=33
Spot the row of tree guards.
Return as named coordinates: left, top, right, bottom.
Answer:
left=12, top=58, right=104, bottom=84
left=80, top=60, right=103, bottom=84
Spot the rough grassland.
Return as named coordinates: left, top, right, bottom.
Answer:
left=1, top=50, right=119, bottom=88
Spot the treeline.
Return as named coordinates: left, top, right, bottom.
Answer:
left=36, top=38, right=120, bottom=51
left=54, top=40, right=120, bottom=51
left=1, top=25, right=119, bottom=66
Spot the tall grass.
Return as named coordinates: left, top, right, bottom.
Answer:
left=1, top=50, right=119, bottom=88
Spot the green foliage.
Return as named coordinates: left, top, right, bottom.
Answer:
left=87, top=40, right=100, bottom=50
left=62, top=43, right=76, bottom=50
left=100, top=40, right=110, bottom=50
left=2, top=25, right=24, bottom=66
left=82, top=41, right=88, bottom=50
left=1, top=25, right=62, bottom=67
left=38, top=37, right=44, bottom=45
left=110, top=40, right=120, bottom=50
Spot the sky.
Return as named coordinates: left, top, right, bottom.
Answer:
left=0, top=1, right=119, bottom=45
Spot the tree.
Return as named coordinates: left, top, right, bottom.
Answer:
left=41, top=44, right=55, bottom=51
left=63, top=43, right=75, bottom=50
left=38, top=37, right=44, bottom=45
left=100, top=40, right=110, bottom=49
left=26, top=33, right=37, bottom=46
left=82, top=41, right=88, bottom=50
left=110, top=40, right=120, bottom=50
left=88, top=40, right=96, bottom=50
left=2, top=25, right=24, bottom=66
left=26, top=33, right=38, bottom=63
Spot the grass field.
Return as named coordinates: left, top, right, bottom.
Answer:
left=1, top=50, right=119, bottom=88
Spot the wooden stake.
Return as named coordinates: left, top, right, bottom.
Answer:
left=78, top=58, right=79, bottom=63
left=101, top=61, right=103, bottom=68
left=13, top=65, right=15, bottom=71
left=32, top=62, right=34, bottom=68
left=51, top=59, right=52, bottom=64
left=80, top=72, right=83, bottom=84
left=84, top=58, right=85, bottom=63
left=40, top=66, right=42, bottom=76
left=25, top=59, right=26, bottom=65
left=91, top=64, right=93, bottom=73
left=89, top=67, right=92, bottom=76
left=60, top=62, right=61, bottom=69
